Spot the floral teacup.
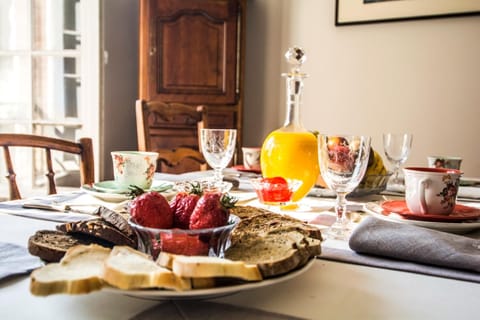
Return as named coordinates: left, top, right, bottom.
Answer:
left=111, top=151, right=158, bottom=190
left=403, top=167, right=462, bottom=215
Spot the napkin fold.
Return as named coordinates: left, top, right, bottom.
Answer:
left=131, top=300, right=305, bottom=320
left=0, top=242, right=43, bottom=281
left=0, top=192, right=126, bottom=222
left=349, top=216, right=480, bottom=274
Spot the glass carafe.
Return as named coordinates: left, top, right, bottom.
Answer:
left=260, top=47, right=319, bottom=202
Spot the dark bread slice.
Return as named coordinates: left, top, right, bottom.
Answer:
left=230, top=205, right=272, bottom=219
left=225, top=230, right=321, bottom=278
left=95, top=206, right=136, bottom=240
left=28, top=230, right=113, bottom=263
left=230, top=206, right=322, bottom=244
left=57, top=219, right=136, bottom=248
left=231, top=212, right=322, bottom=244
left=226, top=205, right=322, bottom=278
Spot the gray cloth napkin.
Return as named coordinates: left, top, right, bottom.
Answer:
left=131, top=300, right=305, bottom=320
left=349, top=216, right=480, bottom=274
left=0, top=242, right=43, bottom=281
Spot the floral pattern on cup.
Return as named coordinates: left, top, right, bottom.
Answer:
left=404, top=167, right=462, bottom=215
left=436, top=174, right=459, bottom=212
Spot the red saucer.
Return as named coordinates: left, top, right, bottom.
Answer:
left=232, top=165, right=261, bottom=174
left=380, top=200, right=480, bottom=222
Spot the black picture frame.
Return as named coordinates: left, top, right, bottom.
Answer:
left=336, top=0, right=480, bottom=26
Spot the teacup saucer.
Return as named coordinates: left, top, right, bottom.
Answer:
left=93, top=180, right=130, bottom=194
left=380, top=200, right=480, bottom=222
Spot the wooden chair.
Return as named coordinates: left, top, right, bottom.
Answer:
left=0, top=134, right=94, bottom=200
left=135, top=100, right=209, bottom=173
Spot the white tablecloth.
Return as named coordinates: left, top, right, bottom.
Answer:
left=2, top=174, right=480, bottom=319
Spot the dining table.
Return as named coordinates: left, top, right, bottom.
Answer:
left=1, top=170, right=480, bottom=320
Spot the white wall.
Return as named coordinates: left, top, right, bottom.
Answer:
left=243, top=0, right=480, bottom=177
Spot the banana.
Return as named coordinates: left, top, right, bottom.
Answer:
left=362, top=149, right=387, bottom=188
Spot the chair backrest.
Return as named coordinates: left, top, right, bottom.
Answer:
left=135, top=100, right=208, bottom=173
left=0, top=134, right=94, bottom=200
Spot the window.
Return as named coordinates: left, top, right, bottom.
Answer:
left=0, top=0, right=100, bottom=198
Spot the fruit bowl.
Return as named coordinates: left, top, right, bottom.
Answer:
left=352, top=172, right=393, bottom=197
left=129, top=214, right=240, bottom=259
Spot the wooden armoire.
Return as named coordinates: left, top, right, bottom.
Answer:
left=138, top=0, right=246, bottom=172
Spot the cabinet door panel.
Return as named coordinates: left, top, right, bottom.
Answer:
left=142, top=0, right=239, bottom=104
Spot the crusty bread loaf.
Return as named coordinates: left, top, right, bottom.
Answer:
left=30, top=244, right=111, bottom=296
left=28, top=230, right=113, bottom=263
left=57, top=219, right=136, bottom=248
left=102, top=246, right=191, bottom=291
left=157, top=252, right=262, bottom=282
left=226, top=205, right=322, bottom=278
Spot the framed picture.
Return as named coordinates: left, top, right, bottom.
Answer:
left=336, top=0, right=480, bottom=26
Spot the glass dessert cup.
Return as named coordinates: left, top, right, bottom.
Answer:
left=250, top=177, right=303, bottom=209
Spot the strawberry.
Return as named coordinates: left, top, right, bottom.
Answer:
left=189, top=192, right=237, bottom=229
left=170, top=182, right=202, bottom=229
left=130, top=191, right=173, bottom=228
left=159, top=233, right=209, bottom=256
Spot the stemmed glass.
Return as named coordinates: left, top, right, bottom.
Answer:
left=318, top=134, right=371, bottom=240
left=200, top=128, right=237, bottom=188
left=382, top=133, right=413, bottom=185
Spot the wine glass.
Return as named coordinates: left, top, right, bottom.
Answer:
left=382, top=133, right=413, bottom=185
left=200, top=128, right=237, bottom=187
left=318, top=134, right=371, bottom=240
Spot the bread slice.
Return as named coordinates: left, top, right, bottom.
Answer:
left=157, top=252, right=262, bottom=282
left=225, top=230, right=320, bottom=278
left=30, top=244, right=111, bottom=296
left=226, top=206, right=322, bottom=278
left=57, top=219, right=136, bottom=248
left=230, top=206, right=323, bottom=241
left=102, top=246, right=191, bottom=291
left=95, top=206, right=135, bottom=239
left=28, top=230, right=113, bottom=263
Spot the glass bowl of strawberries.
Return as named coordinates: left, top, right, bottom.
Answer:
left=128, top=189, right=239, bottom=259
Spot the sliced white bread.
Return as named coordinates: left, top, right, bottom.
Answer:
left=157, top=252, right=262, bottom=282
left=30, top=244, right=111, bottom=296
left=102, top=246, right=191, bottom=291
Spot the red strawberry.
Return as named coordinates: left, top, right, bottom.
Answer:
left=130, top=191, right=173, bottom=228
left=189, top=192, right=236, bottom=229
left=160, top=233, right=209, bottom=256
left=173, top=193, right=200, bottom=229
left=170, top=183, right=202, bottom=229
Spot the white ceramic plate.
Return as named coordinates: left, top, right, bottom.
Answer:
left=102, top=258, right=315, bottom=300
left=82, top=180, right=175, bottom=203
left=364, top=202, right=480, bottom=234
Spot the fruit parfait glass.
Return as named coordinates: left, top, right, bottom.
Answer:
left=250, top=177, right=303, bottom=209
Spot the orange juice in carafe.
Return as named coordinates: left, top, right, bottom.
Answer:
left=261, top=130, right=319, bottom=202
left=260, top=46, right=319, bottom=202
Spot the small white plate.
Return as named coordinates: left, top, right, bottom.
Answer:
left=82, top=180, right=175, bottom=203
left=102, top=258, right=315, bottom=300
left=364, top=202, right=480, bottom=234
